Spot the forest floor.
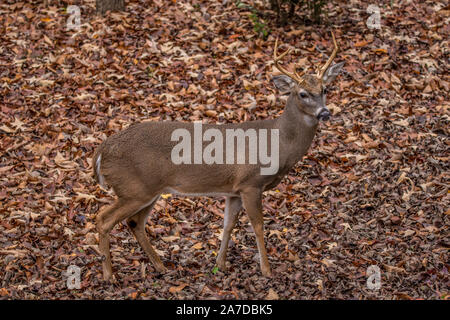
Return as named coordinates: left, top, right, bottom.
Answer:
left=0, top=0, right=448, bottom=299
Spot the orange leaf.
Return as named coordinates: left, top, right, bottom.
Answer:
left=191, top=242, right=203, bottom=250
left=0, top=288, right=8, bottom=297
left=129, top=291, right=138, bottom=299
left=354, top=40, right=371, bottom=47
left=373, top=48, right=388, bottom=54
left=169, top=283, right=188, bottom=294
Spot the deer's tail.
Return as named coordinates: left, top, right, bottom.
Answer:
left=93, top=146, right=106, bottom=188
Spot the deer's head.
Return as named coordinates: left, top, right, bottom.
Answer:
left=272, top=32, right=344, bottom=122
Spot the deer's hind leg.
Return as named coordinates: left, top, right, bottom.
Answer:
left=217, top=196, right=242, bottom=270
left=126, top=196, right=166, bottom=273
left=96, top=197, right=153, bottom=281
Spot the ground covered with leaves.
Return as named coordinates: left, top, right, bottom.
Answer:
left=0, top=0, right=448, bottom=299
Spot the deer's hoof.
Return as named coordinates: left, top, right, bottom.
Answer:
left=102, top=270, right=113, bottom=281
left=262, top=268, right=272, bottom=277
left=102, top=273, right=117, bottom=284
left=154, top=264, right=167, bottom=273
left=216, top=260, right=226, bottom=271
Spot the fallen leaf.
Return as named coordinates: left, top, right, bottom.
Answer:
left=266, top=288, right=279, bottom=300
left=169, top=283, right=188, bottom=294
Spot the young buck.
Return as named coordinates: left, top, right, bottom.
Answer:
left=93, top=33, right=344, bottom=280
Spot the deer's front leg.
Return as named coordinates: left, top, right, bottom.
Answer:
left=241, top=188, right=271, bottom=277
left=217, top=196, right=242, bottom=270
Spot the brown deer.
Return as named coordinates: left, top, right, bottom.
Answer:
left=92, top=33, right=344, bottom=281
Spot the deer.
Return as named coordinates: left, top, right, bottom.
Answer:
left=92, top=33, right=344, bottom=281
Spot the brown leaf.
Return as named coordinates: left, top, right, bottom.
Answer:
left=191, top=242, right=203, bottom=250
left=169, top=283, right=188, bottom=294
left=266, top=288, right=279, bottom=300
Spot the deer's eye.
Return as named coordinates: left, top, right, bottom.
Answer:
left=299, top=92, right=308, bottom=99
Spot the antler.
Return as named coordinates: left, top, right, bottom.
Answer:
left=273, top=38, right=304, bottom=83
left=317, top=31, right=339, bottom=79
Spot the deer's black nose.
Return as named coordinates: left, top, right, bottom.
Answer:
left=317, top=109, right=331, bottom=121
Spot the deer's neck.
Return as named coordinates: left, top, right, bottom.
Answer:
left=276, top=95, right=319, bottom=166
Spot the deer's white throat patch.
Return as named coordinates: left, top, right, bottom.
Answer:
left=303, top=114, right=318, bottom=127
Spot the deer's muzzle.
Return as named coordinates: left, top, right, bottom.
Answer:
left=317, top=108, right=331, bottom=121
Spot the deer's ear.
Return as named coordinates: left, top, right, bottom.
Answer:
left=272, top=75, right=296, bottom=94
left=322, top=62, right=344, bottom=85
